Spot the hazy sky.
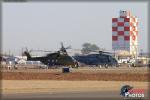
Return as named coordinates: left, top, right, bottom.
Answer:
left=2, top=2, right=148, bottom=55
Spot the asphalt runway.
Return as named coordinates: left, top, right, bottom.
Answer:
left=0, top=91, right=130, bottom=100
left=2, top=91, right=149, bottom=100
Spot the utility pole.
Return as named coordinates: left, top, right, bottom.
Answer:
left=9, top=49, right=10, bottom=57
left=140, top=49, right=143, bottom=57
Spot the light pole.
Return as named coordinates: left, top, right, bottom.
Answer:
left=140, top=49, right=143, bottom=57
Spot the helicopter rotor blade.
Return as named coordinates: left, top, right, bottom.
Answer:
left=65, top=45, right=71, bottom=49
left=60, top=42, right=64, bottom=49
left=29, top=49, right=33, bottom=53
left=42, top=50, right=53, bottom=52
left=25, top=47, right=28, bottom=52
left=102, top=51, right=113, bottom=54
left=30, top=50, right=53, bottom=53
left=91, top=50, right=113, bottom=54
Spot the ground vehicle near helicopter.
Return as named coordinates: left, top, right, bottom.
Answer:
left=23, top=43, right=78, bottom=68
left=73, top=51, right=118, bottom=67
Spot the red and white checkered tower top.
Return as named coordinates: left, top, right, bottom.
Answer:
left=112, top=10, right=138, bottom=57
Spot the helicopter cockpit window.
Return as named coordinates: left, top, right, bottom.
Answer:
left=52, top=60, right=54, bottom=62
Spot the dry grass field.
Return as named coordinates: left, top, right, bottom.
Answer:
left=1, top=67, right=150, bottom=81
left=1, top=66, right=149, bottom=95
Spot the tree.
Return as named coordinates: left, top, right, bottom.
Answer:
left=81, top=43, right=99, bottom=54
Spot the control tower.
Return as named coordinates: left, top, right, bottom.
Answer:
left=112, top=10, right=138, bottom=58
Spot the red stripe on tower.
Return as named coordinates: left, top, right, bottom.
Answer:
left=117, top=22, right=124, bottom=26
left=130, top=32, right=133, bottom=36
left=132, top=35, right=136, bottom=41
left=135, top=31, right=138, bottom=36
left=112, top=36, right=118, bottom=41
left=129, top=22, right=133, bottom=27
left=124, top=18, right=130, bottom=22
left=124, top=27, right=130, bottom=31
left=118, top=31, right=124, bottom=35
left=112, top=27, right=117, bottom=31
left=124, top=36, right=130, bottom=41
left=112, top=18, right=118, bottom=22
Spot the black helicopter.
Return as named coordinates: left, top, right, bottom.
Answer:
left=23, top=43, right=78, bottom=68
left=73, top=50, right=118, bottom=67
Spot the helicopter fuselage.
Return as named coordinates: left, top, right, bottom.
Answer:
left=73, top=53, right=118, bottom=67
left=24, top=51, right=77, bottom=67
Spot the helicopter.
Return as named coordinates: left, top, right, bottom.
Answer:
left=23, top=42, right=78, bottom=68
left=73, top=50, right=118, bottom=67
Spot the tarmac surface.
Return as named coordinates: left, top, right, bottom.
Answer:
left=1, top=90, right=149, bottom=100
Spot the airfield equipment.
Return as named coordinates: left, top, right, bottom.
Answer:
left=23, top=42, right=78, bottom=68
